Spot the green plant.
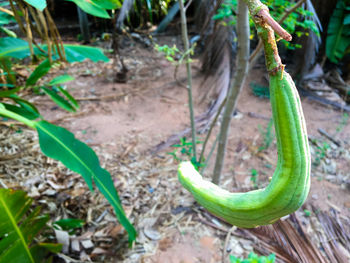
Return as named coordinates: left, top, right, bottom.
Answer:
left=177, top=0, right=311, bottom=228
left=168, top=137, right=203, bottom=170
left=53, top=218, right=85, bottom=235
left=250, top=82, right=270, bottom=98
left=303, top=209, right=311, bottom=217
left=154, top=44, right=180, bottom=62
left=0, top=0, right=136, bottom=248
left=250, top=168, right=259, bottom=188
left=0, top=7, right=136, bottom=246
left=336, top=112, right=349, bottom=132
left=313, top=141, right=330, bottom=166
left=0, top=2, right=16, bottom=37
left=0, top=188, right=62, bottom=263
left=258, top=118, right=274, bottom=152
left=326, top=0, right=350, bottom=63
left=230, top=252, right=275, bottom=263
left=67, top=0, right=120, bottom=19
left=213, top=0, right=320, bottom=50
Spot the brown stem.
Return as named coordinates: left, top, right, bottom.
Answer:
left=45, top=9, right=66, bottom=61
left=0, top=6, right=14, bottom=16
left=179, top=0, right=197, bottom=163
left=256, top=8, right=292, bottom=41
left=249, top=0, right=306, bottom=65
left=199, top=97, right=227, bottom=166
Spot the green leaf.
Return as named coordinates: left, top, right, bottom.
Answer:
left=62, top=44, right=109, bottom=63
left=23, top=0, right=47, bottom=11
left=26, top=59, right=52, bottom=86
left=0, top=86, right=21, bottom=98
left=49, top=74, right=75, bottom=85
left=35, top=121, right=137, bottom=245
left=66, top=0, right=111, bottom=18
left=92, top=0, right=120, bottom=9
left=0, top=11, right=15, bottom=25
left=344, top=14, right=350, bottom=25
left=8, top=95, right=40, bottom=116
left=0, top=37, right=31, bottom=59
left=53, top=218, right=85, bottom=231
left=0, top=26, right=16, bottom=38
left=0, top=189, right=61, bottom=263
left=41, top=87, right=76, bottom=112
left=0, top=37, right=109, bottom=63
left=57, top=86, right=79, bottom=109
left=326, top=0, right=350, bottom=63
left=1, top=103, right=40, bottom=120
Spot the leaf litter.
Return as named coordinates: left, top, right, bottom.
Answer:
left=1, top=124, right=350, bottom=263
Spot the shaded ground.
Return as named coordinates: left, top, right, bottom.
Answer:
left=1, top=37, right=350, bottom=262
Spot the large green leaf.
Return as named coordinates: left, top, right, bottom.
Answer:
left=326, top=0, right=350, bottom=63
left=0, top=189, right=61, bottom=263
left=0, top=38, right=31, bottom=59
left=35, top=121, right=137, bottom=244
left=23, top=0, right=47, bottom=11
left=92, top=0, right=120, bottom=9
left=26, top=59, right=52, bottom=86
left=62, top=44, right=109, bottom=63
left=66, top=0, right=111, bottom=18
left=0, top=37, right=109, bottom=63
left=0, top=11, right=15, bottom=25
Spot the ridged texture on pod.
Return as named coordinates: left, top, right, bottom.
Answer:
left=178, top=70, right=311, bottom=228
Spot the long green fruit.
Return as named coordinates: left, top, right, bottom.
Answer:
left=178, top=69, right=311, bottom=228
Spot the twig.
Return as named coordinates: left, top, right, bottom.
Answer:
left=74, top=87, right=146, bottom=101
left=201, top=133, right=219, bottom=175
left=318, top=128, right=341, bottom=147
left=178, top=0, right=197, bottom=163
left=222, top=226, right=237, bottom=263
left=249, top=0, right=305, bottom=66
left=185, top=0, right=194, bottom=10
left=196, top=218, right=229, bottom=233
left=0, top=179, right=8, bottom=189
left=256, top=8, right=292, bottom=41
left=247, top=111, right=270, bottom=120
left=199, top=98, right=226, bottom=165
left=0, top=6, right=14, bottom=16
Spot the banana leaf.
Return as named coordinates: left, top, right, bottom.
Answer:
left=326, top=0, right=350, bottom=63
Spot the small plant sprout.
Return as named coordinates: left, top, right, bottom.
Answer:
left=229, top=252, right=276, bottom=263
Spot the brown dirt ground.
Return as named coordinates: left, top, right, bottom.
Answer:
left=9, top=37, right=350, bottom=262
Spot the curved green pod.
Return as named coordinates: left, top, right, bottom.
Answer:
left=178, top=70, right=311, bottom=228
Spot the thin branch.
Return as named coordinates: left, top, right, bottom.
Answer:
left=256, top=8, right=292, bottom=41
left=199, top=97, right=226, bottom=165
left=212, top=0, right=250, bottom=184
left=0, top=6, right=14, bottom=16
left=178, top=0, right=197, bottom=163
left=249, top=0, right=306, bottom=65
